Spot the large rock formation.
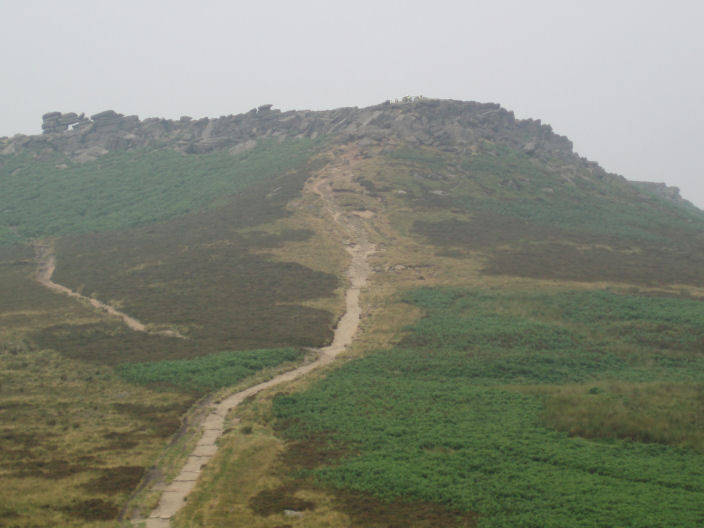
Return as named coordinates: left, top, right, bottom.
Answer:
left=40, top=112, right=91, bottom=134
left=631, top=181, right=688, bottom=205
left=1, top=99, right=630, bottom=193
left=1, top=99, right=578, bottom=163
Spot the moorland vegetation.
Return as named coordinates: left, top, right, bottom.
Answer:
left=271, top=288, right=704, bottom=527
left=1, top=99, right=703, bottom=527
left=0, top=243, right=195, bottom=526
left=0, top=135, right=340, bottom=526
left=0, top=139, right=316, bottom=244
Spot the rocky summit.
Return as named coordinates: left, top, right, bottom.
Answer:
left=6, top=99, right=569, bottom=160
left=2, top=98, right=685, bottom=201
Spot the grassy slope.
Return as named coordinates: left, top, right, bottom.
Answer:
left=271, top=288, right=704, bottom=528
left=0, top=138, right=347, bottom=526
left=0, top=244, right=195, bottom=527
left=0, top=139, right=315, bottom=244
left=183, top=142, right=704, bottom=528
left=383, top=144, right=704, bottom=286
left=47, top=158, right=338, bottom=360
left=4, top=130, right=704, bottom=528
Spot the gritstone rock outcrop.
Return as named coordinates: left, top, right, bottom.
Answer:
left=0, top=98, right=680, bottom=197
left=3, top=99, right=573, bottom=162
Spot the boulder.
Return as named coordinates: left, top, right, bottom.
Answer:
left=523, top=141, right=537, bottom=154
left=74, top=145, right=109, bottom=164
left=91, top=110, right=121, bottom=121
left=229, top=139, right=257, bottom=156
left=119, top=115, right=140, bottom=131
left=57, top=113, right=79, bottom=126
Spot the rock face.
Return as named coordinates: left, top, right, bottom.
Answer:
left=631, top=181, right=689, bottom=205
left=8, top=99, right=594, bottom=172
left=41, top=112, right=90, bottom=134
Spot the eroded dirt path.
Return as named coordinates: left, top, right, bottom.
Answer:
left=34, top=242, right=184, bottom=338
left=138, top=159, right=375, bottom=527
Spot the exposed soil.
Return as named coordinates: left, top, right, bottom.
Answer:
left=135, top=155, right=375, bottom=527
left=34, top=242, right=185, bottom=338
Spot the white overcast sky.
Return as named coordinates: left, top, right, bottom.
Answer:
left=2, top=0, right=703, bottom=206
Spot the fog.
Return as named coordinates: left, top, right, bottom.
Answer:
left=2, top=0, right=702, bottom=206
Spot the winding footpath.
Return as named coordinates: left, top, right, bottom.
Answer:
left=138, top=166, right=375, bottom=527
left=34, top=243, right=184, bottom=338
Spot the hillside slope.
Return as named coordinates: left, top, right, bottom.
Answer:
left=1, top=99, right=703, bottom=528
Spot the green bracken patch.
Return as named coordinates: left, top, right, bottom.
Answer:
left=271, top=288, right=704, bottom=527
left=332, top=489, right=478, bottom=528
left=118, top=348, right=305, bottom=393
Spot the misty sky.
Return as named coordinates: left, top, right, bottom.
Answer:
left=2, top=1, right=703, bottom=206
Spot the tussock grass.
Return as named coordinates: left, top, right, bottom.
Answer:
left=538, top=382, right=704, bottom=451
left=0, top=252, right=195, bottom=527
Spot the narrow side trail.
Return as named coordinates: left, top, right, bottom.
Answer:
left=139, top=160, right=375, bottom=527
left=34, top=242, right=184, bottom=338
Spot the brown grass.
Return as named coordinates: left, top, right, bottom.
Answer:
left=49, top=166, right=339, bottom=361
left=534, top=382, right=704, bottom=450
left=486, top=241, right=704, bottom=286
left=248, top=483, right=316, bottom=516
left=0, top=247, right=195, bottom=527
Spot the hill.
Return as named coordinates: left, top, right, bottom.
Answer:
left=1, top=99, right=703, bottom=528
